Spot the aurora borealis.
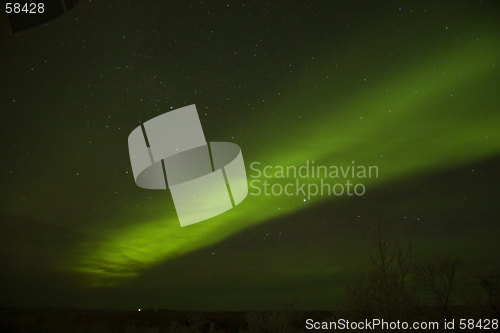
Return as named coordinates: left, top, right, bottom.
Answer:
left=1, top=1, right=499, bottom=311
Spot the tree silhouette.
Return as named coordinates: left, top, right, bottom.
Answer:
left=413, top=255, right=469, bottom=320
left=345, top=215, right=415, bottom=321
left=343, top=215, right=498, bottom=325
left=479, top=269, right=500, bottom=319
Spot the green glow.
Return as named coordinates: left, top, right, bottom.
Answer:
left=69, top=32, right=500, bottom=287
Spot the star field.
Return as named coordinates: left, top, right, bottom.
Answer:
left=0, top=0, right=499, bottom=311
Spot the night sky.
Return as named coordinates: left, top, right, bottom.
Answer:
left=1, top=1, right=499, bottom=311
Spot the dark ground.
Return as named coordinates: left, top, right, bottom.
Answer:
left=0, top=307, right=333, bottom=332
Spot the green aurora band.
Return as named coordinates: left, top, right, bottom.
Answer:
left=68, top=30, right=500, bottom=287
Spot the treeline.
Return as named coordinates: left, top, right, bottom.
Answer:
left=338, top=219, right=500, bottom=329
